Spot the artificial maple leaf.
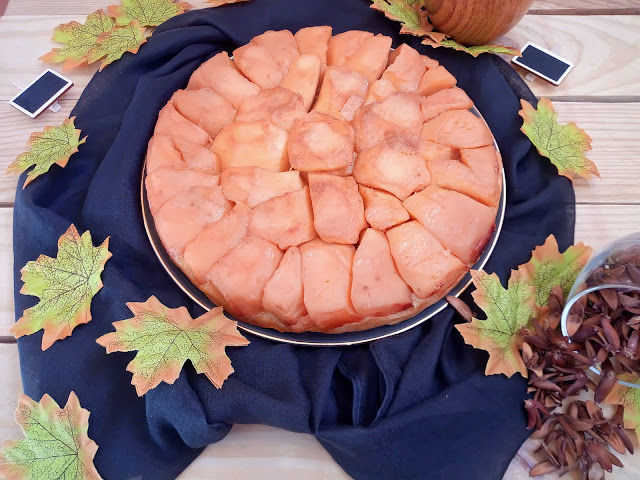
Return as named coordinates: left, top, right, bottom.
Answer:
left=370, top=0, right=434, bottom=37
left=455, top=270, right=537, bottom=378
left=519, top=97, right=600, bottom=181
left=87, top=21, right=149, bottom=71
left=10, top=225, right=111, bottom=351
left=39, top=10, right=115, bottom=71
left=108, top=0, right=192, bottom=27
left=206, top=0, right=251, bottom=5
left=421, top=37, right=521, bottom=57
left=605, top=373, right=640, bottom=435
left=517, top=234, right=592, bottom=310
left=96, top=296, right=250, bottom=396
left=6, top=117, right=87, bottom=188
left=0, top=391, right=102, bottom=480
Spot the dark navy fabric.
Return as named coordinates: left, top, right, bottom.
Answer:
left=12, top=1, right=576, bottom=479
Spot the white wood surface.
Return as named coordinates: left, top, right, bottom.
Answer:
left=1, top=2, right=640, bottom=480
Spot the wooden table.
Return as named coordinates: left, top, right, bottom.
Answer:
left=1, top=1, right=639, bottom=478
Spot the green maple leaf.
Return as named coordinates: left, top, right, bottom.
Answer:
left=87, top=21, right=149, bottom=71
left=108, top=0, right=192, bottom=27
left=39, top=10, right=115, bottom=71
left=0, top=392, right=102, bottom=480
left=517, top=234, right=592, bottom=309
left=455, top=270, right=536, bottom=378
left=96, top=297, right=250, bottom=396
left=10, top=225, right=111, bottom=351
left=422, top=36, right=521, bottom=57
left=605, top=373, right=640, bottom=435
left=370, top=0, right=434, bottom=36
left=519, top=97, right=600, bottom=181
left=6, top=118, right=87, bottom=189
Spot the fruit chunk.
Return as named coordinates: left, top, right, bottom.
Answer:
left=352, top=92, right=423, bottom=152
left=154, top=102, right=210, bottom=146
left=342, top=34, right=392, bottom=83
left=248, top=186, right=317, bottom=249
left=212, top=121, right=289, bottom=172
left=403, top=185, right=495, bottom=264
left=294, top=26, right=332, bottom=69
left=146, top=168, right=219, bottom=214
left=262, top=246, right=307, bottom=324
left=146, top=135, right=183, bottom=172
left=417, top=138, right=457, bottom=163
left=171, top=88, right=237, bottom=137
left=280, top=54, right=322, bottom=110
left=206, top=237, right=283, bottom=317
left=236, top=87, right=306, bottom=132
left=313, top=66, right=369, bottom=121
left=418, top=65, right=457, bottom=97
left=220, top=167, right=304, bottom=207
left=381, top=44, right=426, bottom=92
left=154, top=186, right=233, bottom=258
left=359, top=185, right=410, bottom=231
left=421, top=54, right=439, bottom=70
left=327, top=30, right=373, bottom=67
left=364, top=78, right=397, bottom=105
left=353, top=144, right=431, bottom=200
left=308, top=173, right=367, bottom=244
left=386, top=221, right=467, bottom=299
left=427, top=146, right=502, bottom=207
left=421, top=110, right=493, bottom=149
left=190, top=51, right=260, bottom=108
left=183, top=202, right=251, bottom=284
left=420, top=87, right=473, bottom=121
left=172, top=137, right=220, bottom=174
left=287, top=111, right=355, bottom=172
left=351, top=229, right=412, bottom=317
left=252, top=30, right=298, bottom=74
left=233, top=42, right=284, bottom=89
left=300, top=240, right=361, bottom=329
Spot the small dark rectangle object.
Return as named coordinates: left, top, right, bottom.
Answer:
left=9, top=70, right=73, bottom=118
left=512, top=42, right=573, bottom=86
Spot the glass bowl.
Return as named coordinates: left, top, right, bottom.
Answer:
left=560, top=232, right=640, bottom=388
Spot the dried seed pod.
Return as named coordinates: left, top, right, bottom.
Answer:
left=585, top=401, right=603, bottom=421
left=529, top=461, right=558, bottom=477
left=446, top=295, right=473, bottom=322
left=601, top=316, right=621, bottom=351
left=600, top=289, right=619, bottom=310
left=532, top=416, right=558, bottom=439
left=540, top=441, right=561, bottom=467
left=548, top=328, right=569, bottom=349
left=594, top=369, right=617, bottom=403
left=606, top=430, right=627, bottom=455
left=522, top=341, right=534, bottom=363
left=566, top=313, right=584, bottom=337
left=571, top=324, right=600, bottom=343
left=619, top=292, right=640, bottom=308
left=523, top=334, right=548, bottom=350
left=615, top=426, right=634, bottom=454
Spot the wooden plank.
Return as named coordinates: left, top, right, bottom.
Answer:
left=1, top=101, right=637, bottom=205
left=531, top=0, right=640, bottom=15
left=500, top=15, right=640, bottom=99
left=0, top=209, right=13, bottom=339
left=0, top=345, right=23, bottom=444
left=0, top=204, right=638, bottom=337
left=3, top=0, right=637, bottom=15
left=1, top=15, right=639, bottom=100
left=5, top=0, right=211, bottom=15
left=557, top=103, right=640, bottom=205
left=575, top=204, right=640, bottom=251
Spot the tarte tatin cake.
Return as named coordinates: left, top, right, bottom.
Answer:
left=145, top=27, right=502, bottom=333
